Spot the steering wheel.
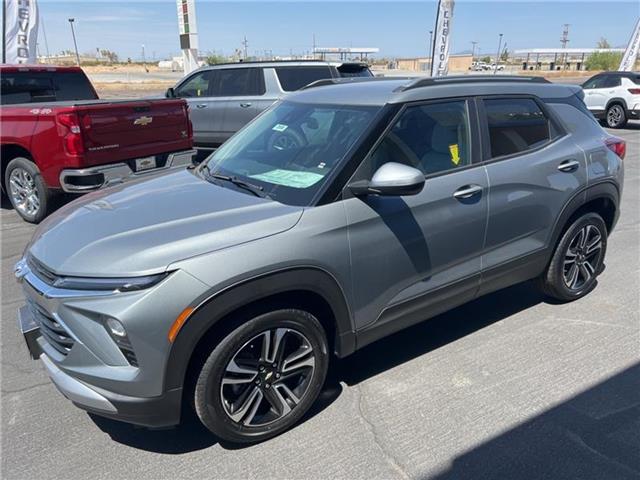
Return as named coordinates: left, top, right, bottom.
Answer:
left=267, top=128, right=307, bottom=152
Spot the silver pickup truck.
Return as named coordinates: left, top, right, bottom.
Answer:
left=166, top=60, right=372, bottom=151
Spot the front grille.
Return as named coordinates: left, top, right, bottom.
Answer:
left=28, top=301, right=75, bottom=356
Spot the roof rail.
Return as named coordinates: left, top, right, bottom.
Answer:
left=399, top=75, right=550, bottom=91
left=300, top=76, right=412, bottom=90
left=199, top=59, right=370, bottom=69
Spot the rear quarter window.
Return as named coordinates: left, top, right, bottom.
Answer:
left=337, top=65, right=373, bottom=78
left=275, top=66, right=333, bottom=91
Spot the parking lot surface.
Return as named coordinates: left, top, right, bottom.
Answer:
left=1, top=125, right=639, bottom=480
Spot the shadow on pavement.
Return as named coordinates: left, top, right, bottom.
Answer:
left=332, top=281, right=545, bottom=387
left=430, top=363, right=640, bottom=480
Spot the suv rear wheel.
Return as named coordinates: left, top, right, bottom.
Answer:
left=4, top=157, right=50, bottom=223
left=605, top=103, right=628, bottom=129
left=539, top=213, right=607, bottom=301
left=194, top=309, right=329, bottom=444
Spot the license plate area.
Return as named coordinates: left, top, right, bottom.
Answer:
left=135, top=156, right=157, bottom=172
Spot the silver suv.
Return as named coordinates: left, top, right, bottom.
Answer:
left=17, top=76, right=624, bottom=444
left=167, top=60, right=373, bottom=150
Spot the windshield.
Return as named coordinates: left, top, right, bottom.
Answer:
left=200, top=101, right=380, bottom=205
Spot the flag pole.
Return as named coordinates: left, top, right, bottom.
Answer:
left=2, top=0, right=7, bottom=63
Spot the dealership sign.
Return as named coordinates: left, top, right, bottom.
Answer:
left=176, top=0, right=199, bottom=74
left=4, top=0, right=39, bottom=64
left=430, top=0, right=455, bottom=77
left=619, top=18, right=640, bottom=72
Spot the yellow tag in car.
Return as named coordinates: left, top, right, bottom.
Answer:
left=449, top=144, right=460, bottom=165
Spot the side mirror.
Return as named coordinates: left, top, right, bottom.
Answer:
left=165, top=87, right=176, bottom=98
left=349, top=162, right=425, bottom=197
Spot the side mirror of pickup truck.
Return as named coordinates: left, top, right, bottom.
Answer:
left=165, top=87, right=176, bottom=98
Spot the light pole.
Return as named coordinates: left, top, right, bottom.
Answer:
left=68, top=18, right=80, bottom=66
left=428, top=30, right=434, bottom=75
left=494, top=33, right=503, bottom=74
left=471, top=41, right=478, bottom=69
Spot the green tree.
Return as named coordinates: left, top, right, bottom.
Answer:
left=206, top=54, right=227, bottom=65
left=586, top=38, right=621, bottom=71
left=585, top=51, right=622, bottom=71
left=480, top=56, right=491, bottom=64
left=500, top=48, right=509, bottom=62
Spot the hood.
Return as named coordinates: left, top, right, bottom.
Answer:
left=28, top=169, right=303, bottom=276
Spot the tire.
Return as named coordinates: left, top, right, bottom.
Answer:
left=194, top=309, right=329, bottom=444
left=605, top=103, right=628, bottom=129
left=4, top=157, right=50, bottom=223
left=539, top=213, right=607, bottom=302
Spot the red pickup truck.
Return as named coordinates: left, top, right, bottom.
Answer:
left=1, top=65, right=195, bottom=222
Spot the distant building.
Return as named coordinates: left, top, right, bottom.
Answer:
left=313, top=47, right=379, bottom=61
left=158, top=55, right=206, bottom=71
left=513, top=48, right=626, bottom=71
left=395, top=54, right=473, bottom=73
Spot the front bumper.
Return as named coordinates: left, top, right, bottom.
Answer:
left=18, top=304, right=182, bottom=427
left=59, top=149, right=196, bottom=193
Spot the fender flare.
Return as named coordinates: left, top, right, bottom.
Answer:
left=548, top=180, right=620, bottom=255
left=605, top=97, right=629, bottom=113
left=163, top=267, right=355, bottom=391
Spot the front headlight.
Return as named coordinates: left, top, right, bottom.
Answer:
left=51, top=272, right=170, bottom=292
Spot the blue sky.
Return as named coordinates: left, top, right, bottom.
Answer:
left=30, top=1, right=640, bottom=60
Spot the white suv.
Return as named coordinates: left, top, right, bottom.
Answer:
left=582, top=71, right=640, bottom=128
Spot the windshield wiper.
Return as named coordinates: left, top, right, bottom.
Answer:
left=205, top=171, right=268, bottom=198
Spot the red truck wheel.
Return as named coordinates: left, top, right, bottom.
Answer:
left=5, top=157, right=50, bottom=223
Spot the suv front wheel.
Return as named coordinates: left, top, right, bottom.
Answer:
left=539, top=213, right=607, bottom=302
left=194, top=309, right=329, bottom=444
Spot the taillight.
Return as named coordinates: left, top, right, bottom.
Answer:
left=605, top=136, right=626, bottom=160
left=184, top=104, right=193, bottom=139
left=57, top=112, right=84, bottom=156
left=628, top=88, right=640, bottom=95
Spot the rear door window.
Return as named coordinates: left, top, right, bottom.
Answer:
left=0, top=72, right=55, bottom=104
left=275, top=66, right=333, bottom=91
left=214, top=68, right=265, bottom=96
left=482, top=98, right=552, bottom=158
left=602, top=75, right=621, bottom=88
left=52, top=71, right=98, bottom=101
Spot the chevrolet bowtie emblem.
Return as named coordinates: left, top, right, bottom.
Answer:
left=134, top=116, right=153, bottom=126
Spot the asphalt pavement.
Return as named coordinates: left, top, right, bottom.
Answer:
left=1, top=125, right=639, bottom=480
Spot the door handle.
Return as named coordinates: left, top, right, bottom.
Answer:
left=240, top=102, right=252, bottom=108
left=453, top=184, right=483, bottom=200
left=196, top=104, right=207, bottom=109
left=557, top=160, right=580, bottom=172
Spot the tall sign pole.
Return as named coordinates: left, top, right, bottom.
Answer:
left=619, top=18, right=640, bottom=71
left=176, top=0, right=199, bottom=74
left=430, top=0, right=455, bottom=77
left=4, top=0, right=39, bottom=64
